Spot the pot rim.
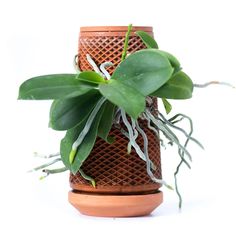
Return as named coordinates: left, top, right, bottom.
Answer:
left=80, top=26, right=153, bottom=32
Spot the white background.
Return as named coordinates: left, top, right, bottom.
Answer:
left=0, top=0, right=236, bottom=235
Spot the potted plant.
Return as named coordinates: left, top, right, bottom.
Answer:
left=18, top=24, right=230, bottom=217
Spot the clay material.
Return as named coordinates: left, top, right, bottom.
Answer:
left=69, top=26, right=163, bottom=217
left=70, top=119, right=161, bottom=194
left=71, top=26, right=162, bottom=194
left=68, top=191, right=163, bottom=217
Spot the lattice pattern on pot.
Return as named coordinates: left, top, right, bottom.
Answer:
left=71, top=31, right=162, bottom=193
left=78, top=36, right=146, bottom=74
left=70, top=119, right=162, bottom=190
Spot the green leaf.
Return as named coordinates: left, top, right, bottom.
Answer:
left=136, top=31, right=159, bottom=49
left=77, top=71, right=106, bottom=84
left=135, top=31, right=180, bottom=73
left=49, top=91, right=101, bottom=131
left=111, top=49, right=173, bottom=96
left=162, top=98, right=172, bottom=114
left=158, top=50, right=181, bottom=73
left=60, top=103, right=105, bottom=174
left=60, top=120, right=86, bottom=170
left=151, top=71, right=193, bottom=99
left=18, top=74, right=96, bottom=100
left=135, top=31, right=181, bottom=72
left=97, top=101, right=116, bottom=142
left=99, top=79, right=145, bottom=119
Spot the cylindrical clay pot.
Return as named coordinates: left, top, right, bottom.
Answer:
left=68, top=26, right=163, bottom=217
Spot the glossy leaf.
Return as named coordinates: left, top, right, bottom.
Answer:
left=136, top=31, right=180, bottom=72
left=158, top=50, right=181, bottom=73
left=136, top=31, right=159, bottom=49
left=111, top=49, right=173, bottom=96
left=97, top=101, right=116, bottom=142
left=60, top=120, right=85, bottom=170
left=60, top=103, right=105, bottom=174
left=151, top=71, right=193, bottom=99
left=162, top=98, right=172, bottom=114
left=99, top=79, right=145, bottom=119
left=18, top=74, right=96, bottom=100
left=77, top=71, right=106, bottom=84
left=49, top=91, right=101, bottom=131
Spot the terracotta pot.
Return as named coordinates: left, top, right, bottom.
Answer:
left=68, top=26, right=163, bottom=217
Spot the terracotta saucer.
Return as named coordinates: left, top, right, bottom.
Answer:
left=68, top=191, right=163, bottom=217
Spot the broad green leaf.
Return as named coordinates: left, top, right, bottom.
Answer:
left=99, top=79, right=145, bottom=119
left=18, top=74, right=96, bottom=100
left=111, top=49, right=173, bottom=96
left=77, top=71, right=106, bottom=84
left=158, top=50, right=181, bottom=73
left=49, top=91, right=101, bottom=131
left=60, top=119, right=86, bottom=170
left=162, top=98, right=172, bottom=114
left=60, top=103, right=105, bottom=174
left=151, top=71, right=193, bottom=99
left=135, top=32, right=180, bottom=72
left=136, top=31, right=159, bottom=49
left=97, top=101, right=116, bottom=142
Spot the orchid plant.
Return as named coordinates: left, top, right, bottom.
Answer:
left=18, top=24, right=206, bottom=208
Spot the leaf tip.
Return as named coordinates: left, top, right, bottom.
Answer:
left=127, top=143, right=132, bottom=154
left=71, top=168, right=77, bottom=175
left=39, top=176, right=47, bottom=181
left=167, top=185, right=174, bottom=190
left=91, top=180, right=96, bottom=188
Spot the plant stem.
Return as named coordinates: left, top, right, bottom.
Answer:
left=145, top=109, right=192, bottom=165
left=100, top=62, right=113, bottom=80
left=121, top=24, right=132, bottom=61
left=86, top=54, right=104, bottom=77
left=174, top=113, right=194, bottom=209
left=194, top=81, right=235, bottom=88
left=40, top=167, right=68, bottom=180
left=143, top=113, right=166, bottom=148
left=33, top=152, right=60, bottom=159
left=78, top=169, right=96, bottom=187
left=128, top=119, right=139, bottom=154
left=120, top=109, right=156, bottom=170
left=74, top=54, right=81, bottom=73
left=42, top=167, right=68, bottom=174
left=135, top=120, right=172, bottom=189
left=28, top=158, right=61, bottom=172
left=158, top=112, right=204, bottom=149
left=174, top=160, right=183, bottom=209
